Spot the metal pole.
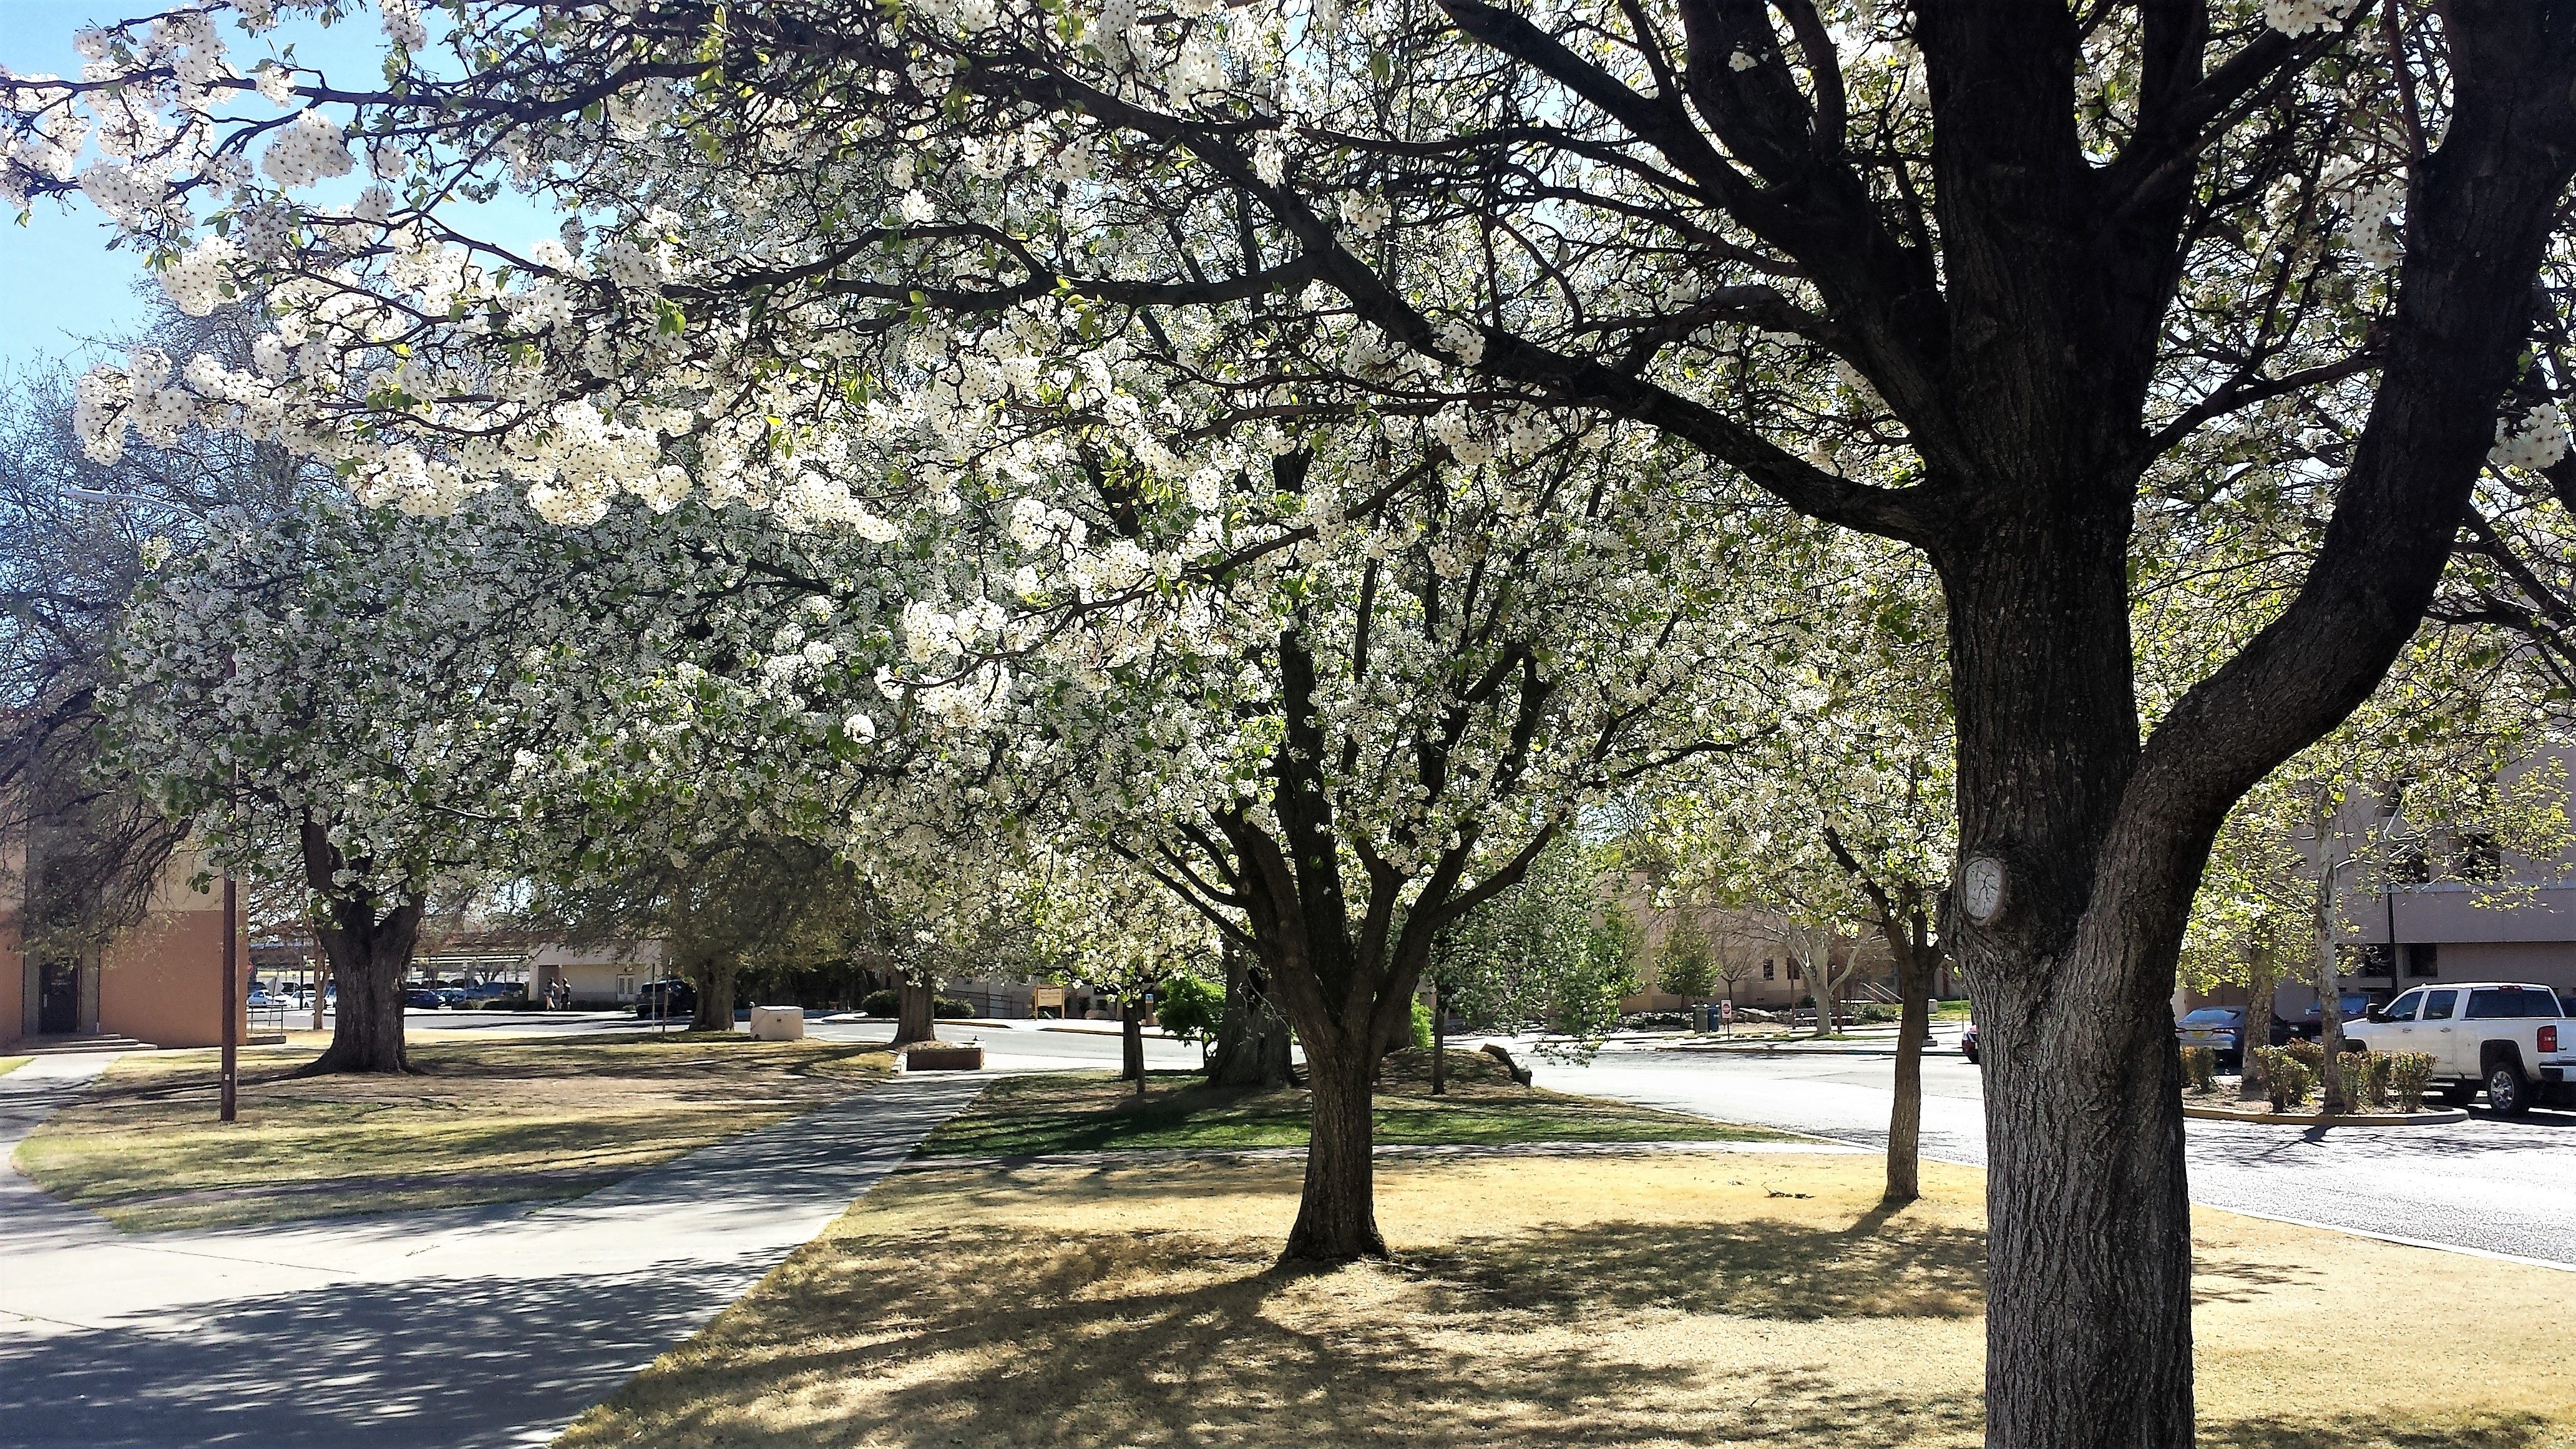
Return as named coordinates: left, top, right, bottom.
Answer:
left=220, top=873, right=238, bottom=1123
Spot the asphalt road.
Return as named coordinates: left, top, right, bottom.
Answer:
left=1527, top=1037, right=2576, bottom=1269
left=391, top=1008, right=1210, bottom=1072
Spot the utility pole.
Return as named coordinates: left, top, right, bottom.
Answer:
left=220, top=872, right=238, bottom=1123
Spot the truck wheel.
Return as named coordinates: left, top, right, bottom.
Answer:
left=2485, top=1062, right=2532, bottom=1116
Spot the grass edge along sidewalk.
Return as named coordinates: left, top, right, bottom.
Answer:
left=555, top=1146, right=2574, bottom=1449
left=11, top=1033, right=894, bottom=1232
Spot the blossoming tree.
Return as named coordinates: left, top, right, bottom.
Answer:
left=14, top=1, right=2576, bottom=1438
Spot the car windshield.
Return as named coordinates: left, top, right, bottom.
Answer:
left=2180, top=1009, right=2238, bottom=1026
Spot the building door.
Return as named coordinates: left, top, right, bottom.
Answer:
left=38, top=961, right=80, bottom=1035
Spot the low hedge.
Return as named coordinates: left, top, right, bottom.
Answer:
left=2385, top=1051, right=2439, bottom=1111
left=2248, top=1046, right=2313, bottom=1110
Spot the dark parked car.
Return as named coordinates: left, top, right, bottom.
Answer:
left=1960, top=1022, right=1980, bottom=1065
left=634, top=978, right=698, bottom=1018
left=2276, top=992, right=2378, bottom=1042
left=2175, top=1007, right=2248, bottom=1065
left=405, top=988, right=446, bottom=1010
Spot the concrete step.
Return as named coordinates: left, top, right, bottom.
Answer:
left=12, top=1033, right=154, bottom=1056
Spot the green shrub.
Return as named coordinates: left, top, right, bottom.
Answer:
left=1410, top=996, right=1435, bottom=1050
left=2386, top=1051, right=2439, bottom=1111
left=933, top=996, right=974, bottom=1018
left=2281, top=1038, right=2326, bottom=1073
left=2180, top=1046, right=2218, bottom=1093
left=2351, top=1051, right=2392, bottom=1110
left=2250, top=1047, right=2312, bottom=1111
left=1155, top=975, right=1223, bottom=1044
left=1853, top=1002, right=1904, bottom=1024
left=477, top=996, right=534, bottom=1012
left=859, top=988, right=900, bottom=1017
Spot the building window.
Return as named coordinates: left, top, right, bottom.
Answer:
left=2403, top=942, right=2439, bottom=978
left=1787, top=960, right=1803, bottom=980
left=1762, top=960, right=1775, bottom=981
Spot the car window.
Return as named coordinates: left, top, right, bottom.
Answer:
left=2181, top=1008, right=2236, bottom=1026
left=2381, top=990, right=2422, bottom=1022
left=2422, top=990, right=2458, bottom=1021
left=2466, top=988, right=2555, bottom=1018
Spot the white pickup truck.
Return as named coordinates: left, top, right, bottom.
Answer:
left=2342, top=982, right=2576, bottom=1115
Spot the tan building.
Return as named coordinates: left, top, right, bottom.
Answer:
left=4, top=841, right=251, bottom=1050
left=1617, top=873, right=1901, bottom=1015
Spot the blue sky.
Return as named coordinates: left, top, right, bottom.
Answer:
left=1, top=1, right=560, bottom=374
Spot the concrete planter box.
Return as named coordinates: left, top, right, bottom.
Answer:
left=902, top=1043, right=983, bottom=1072
left=748, top=1006, right=806, bottom=1042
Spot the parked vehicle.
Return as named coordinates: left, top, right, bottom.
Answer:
left=404, top=987, right=446, bottom=1010
left=2344, top=982, right=2575, bottom=1115
left=435, top=987, right=469, bottom=1009
left=2276, top=992, right=2379, bottom=1042
left=634, top=978, right=698, bottom=1019
left=1960, top=1022, right=1980, bottom=1065
left=2175, top=1007, right=2248, bottom=1066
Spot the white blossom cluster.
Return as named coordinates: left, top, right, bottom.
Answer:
left=2490, top=403, right=2570, bottom=475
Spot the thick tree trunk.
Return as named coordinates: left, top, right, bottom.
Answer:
left=295, top=821, right=424, bottom=1075
left=1121, top=995, right=1146, bottom=1094
left=893, top=975, right=936, bottom=1047
left=1886, top=948, right=1932, bottom=1206
left=1282, top=1038, right=1385, bottom=1262
left=690, top=961, right=737, bottom=1033
left=1944, top=504, right=2197, bottom=1449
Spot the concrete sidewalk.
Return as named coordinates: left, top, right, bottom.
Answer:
left=0, top=1068, right=987, bottom=1449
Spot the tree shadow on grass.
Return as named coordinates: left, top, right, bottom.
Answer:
left=2202, top=1410, right=2554, bottom=1449
left=1411, top=1213, right=1988, bottom=1322
left=568, top=1216, right=1991, bottom=1449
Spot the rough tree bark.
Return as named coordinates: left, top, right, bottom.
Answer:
left=1823, top=832, right=1943, bottom=1208
left=893, top=975, right=936, bottom=1047
left=295, top=820, right=424, bottom=1076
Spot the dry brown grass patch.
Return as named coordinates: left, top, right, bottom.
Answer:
left=564, top=1149, right=2575, bottom=1448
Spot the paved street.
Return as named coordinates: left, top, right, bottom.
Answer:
left=0, top=1065, right=988, bottom=1449
left=1528, top=1036, right=2576, bottom=1269
left=394, top=1008, right=1210, bottom=1074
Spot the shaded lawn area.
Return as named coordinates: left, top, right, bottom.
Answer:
left=558, top=1152, right=2576, bottom=1449
left=12, top=1033, right=891, bottom=1232
left=918, top=1050, right=1790, bottom=1158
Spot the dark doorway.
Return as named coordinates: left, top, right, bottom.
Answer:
left=37, top=960, right=79, bottom=1035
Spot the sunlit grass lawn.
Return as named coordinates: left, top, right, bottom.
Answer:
left=0, top=1055, right=27, bottom=1078
left=560, top=1149, right=2575, bottom=1449
left=917, top=1050, right=1789, bottom=1158
left=13, top=1033, right=890, bottom=1232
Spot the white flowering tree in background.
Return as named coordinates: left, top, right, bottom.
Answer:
left=14, top=0, right=2576, bottom=1435
left=1020, top=846, right=1223, bottom=1090
left=102, top=495, right=589, bottom=1070
left=1652, top=562, right=1955, bottom=1202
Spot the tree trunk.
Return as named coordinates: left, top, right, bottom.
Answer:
left=1430, top=983, right=1447, bottom=1096
left=295, top=824, right=424, bottom=1075
left=2313, top=874, right=2351, bottom=1113
left=1121, top=995, right=1146, bottom=1094
left=1282, top=1037, right=1385, bottom=1262
left=1886, top=947, right=1932, bottom=1206
left=893, top=975, right=936, bottom=1047
left=1945, top=503, right=2197, bottom=1449
left=1209, top=949, right=1293, bottom=1088
left=2239, top=954, right=2276, bottom=1101
left=690, top=961, right=737, bottom=1033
